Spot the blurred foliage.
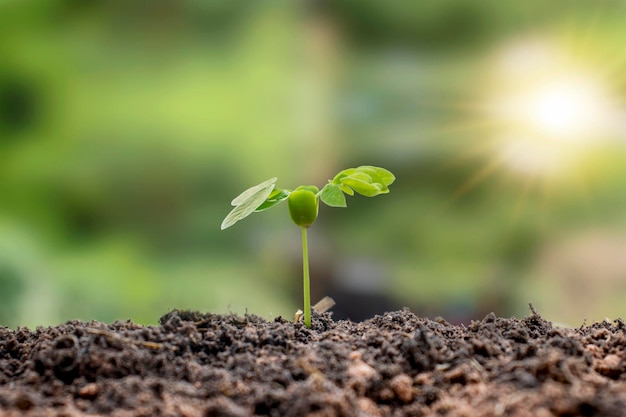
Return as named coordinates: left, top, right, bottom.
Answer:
left=1, top=0, right=626, bottom=327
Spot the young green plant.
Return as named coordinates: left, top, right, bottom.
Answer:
left=221, top=166, right=395, bottom=327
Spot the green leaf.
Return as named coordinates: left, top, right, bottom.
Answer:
left=357, top=166, right=396, bottom=186
left=341, top=172, right=383, bottom=197
left=332, top=168, right=356, bottom=184
left=255, top=188, right=289, bottom=211
left=339, top=184, right=354, bottom=196
left=353, top=167, right=388, bottom=193
left=320, top=184, right=347, bottom=207
left=332, top=166, right=396, bottom=197
left=221, top=177, right=277, bottom=230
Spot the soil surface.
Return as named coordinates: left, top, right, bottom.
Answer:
left=1, top=308, right=626, bottom=416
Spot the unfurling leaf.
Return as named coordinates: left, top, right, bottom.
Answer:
left=358, top=166, right=396, bottom=187
left=333, top=166, right=396, bottom=197
left=341, top=175, right=382, bottom=197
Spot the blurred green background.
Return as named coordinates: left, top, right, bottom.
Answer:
left=2, top=0, right=626, bottom=328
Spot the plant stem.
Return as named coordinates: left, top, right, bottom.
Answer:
left=301, top=226, right=311, bottom=328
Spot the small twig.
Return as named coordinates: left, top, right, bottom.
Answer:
left=528, top=303, right=540, bottom=317
left=86, top=328, right=164, bottom=350
left=294, top=296, right=336, bottom=323
left=313, top=296, right=336, bottom=314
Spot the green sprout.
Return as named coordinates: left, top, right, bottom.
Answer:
left=221, top=165, right=396, bottom=327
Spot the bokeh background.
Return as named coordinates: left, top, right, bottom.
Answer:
left=2, top=0, right=626, bottom=328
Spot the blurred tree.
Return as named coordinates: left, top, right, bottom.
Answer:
left=0, top=0, right=625, bottom=326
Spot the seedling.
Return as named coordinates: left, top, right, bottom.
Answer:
left=221, top=166, right=395, bottom=327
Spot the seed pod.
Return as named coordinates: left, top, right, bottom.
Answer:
left=288, top=186, right=319, bottom=228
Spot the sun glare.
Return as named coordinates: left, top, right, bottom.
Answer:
left=449, top=36, right=623, bottom=201
left=531, top=81, right=599, bottom=138
left=485, top=39, right=620, bottom=180
left=511, top=76, right=613, bottom=143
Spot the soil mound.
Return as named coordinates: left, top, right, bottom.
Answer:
left=1, top=309, right=625, bottom=416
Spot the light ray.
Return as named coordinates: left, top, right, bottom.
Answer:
left=453, top=158, right=502, bottom=200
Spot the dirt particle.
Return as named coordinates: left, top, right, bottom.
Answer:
left=595, top=353, right=622, bottom=379
left=389, top=374, right=413, bottom=403
left=78, top=383, right=99, bottom=399
left=204, top=396, right=248, bottom=417
left=357, top=397, right=383, bottom=417
left=14, top=393, right=34, bottom=410
left=346, top=353, right=379, bottom=395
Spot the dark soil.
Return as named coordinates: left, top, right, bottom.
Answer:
left=1, top=308, right=626, bottom=417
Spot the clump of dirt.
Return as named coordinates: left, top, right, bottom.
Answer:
left=1, top=308, right=626, bottom=416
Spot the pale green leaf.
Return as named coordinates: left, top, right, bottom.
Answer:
left=230, top=177, right=277, bottom=206
left=221, top=177, right=277, bottom=230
